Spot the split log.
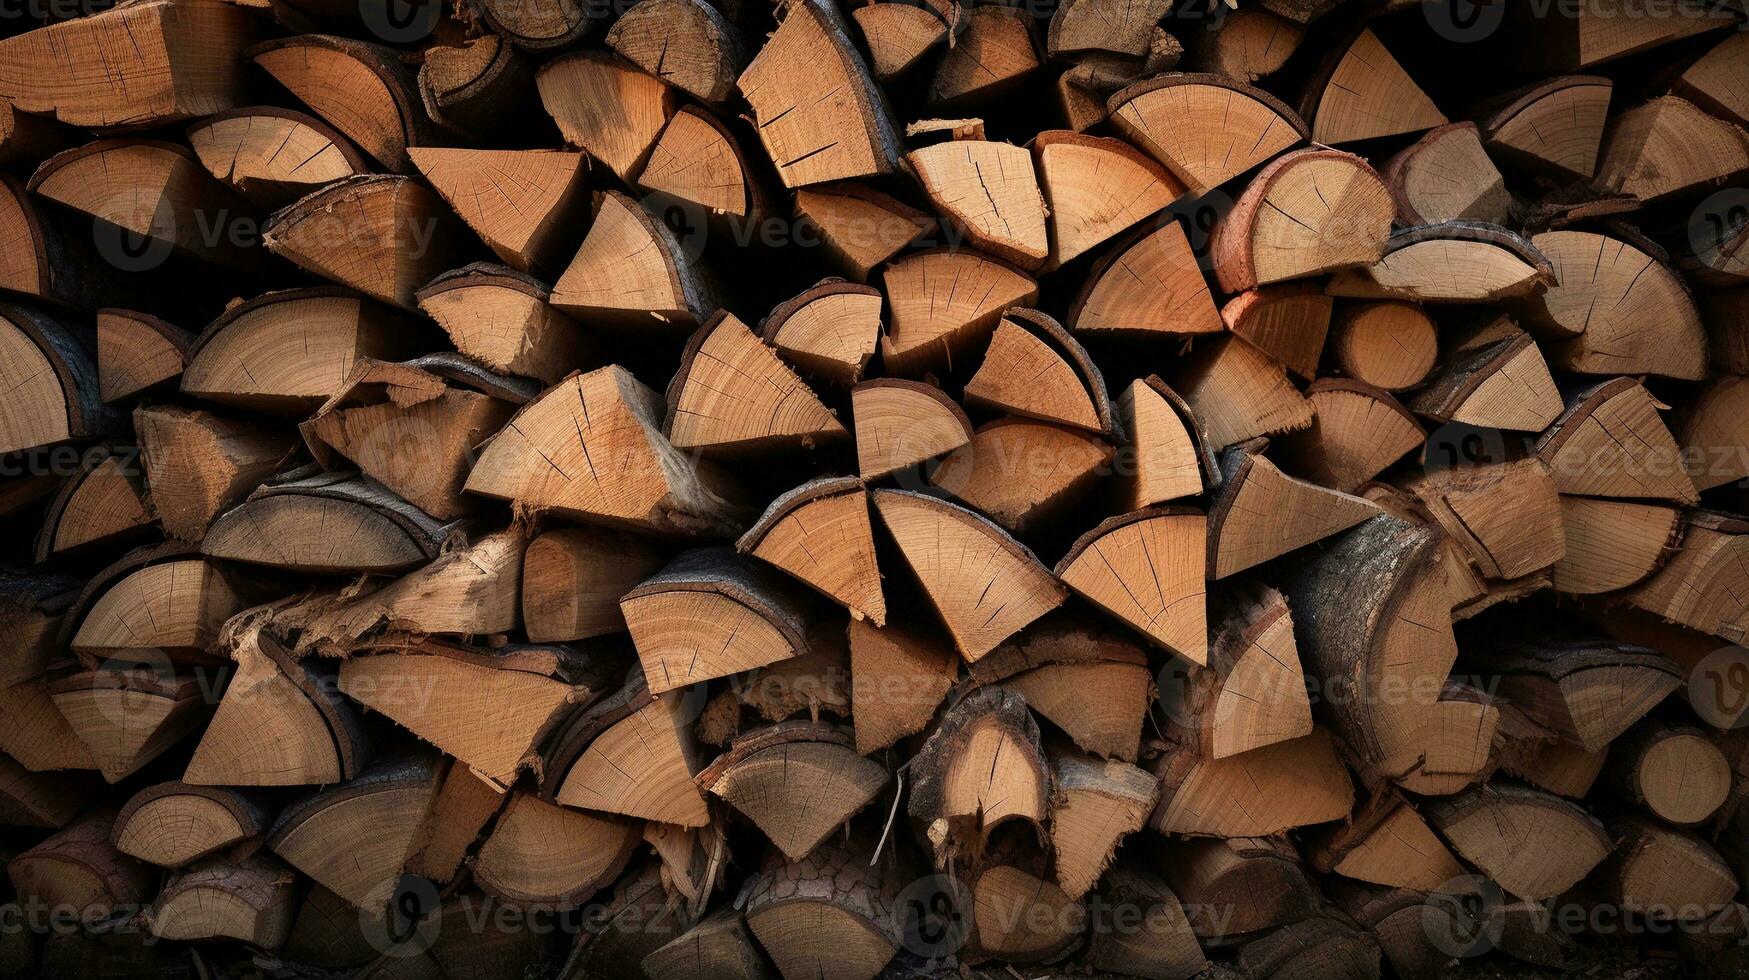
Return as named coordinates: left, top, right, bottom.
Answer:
left=478, top=0, right=592, bottom=50
left=1107, top=74, right=1307, bottom=196
left=742, top=842, right=897, bottom=980
left=878, top=247, right=1037, bottom=375
left=962, top=309, right=1114, bottom=436
left=1491, top=703, right=1608, bottom=798
left=697, top=721, right=887, bottom=860
left=1068, top=219, right=1223, bottom=336
left=1535, top=378, right=1698, bottom=501
left=1235, top=914, right=1382, bottom=980
left=34, top=446, right=153, bottom=561
left=96, top=309, right=192, bottom=405
left=872, top=490, right=1066, bottom=662
left=1033, top=131, right=1182, bottom=267
left=1083, top=866, right=1207, bottom=980
left=1608, top=721, right=1731, bottom=826
left=759, top=280, right=881, bottom=385
left=1679, top=376, right=1749, bottom=492
left=1399, top=458, right=1566, bottom=581
left=1423, top=783, right=1611, bottom=901
left=553, top=680, right=711, bottom=827
left=0, top=302, right=117, bottom=454
left=1551, top=496, right=1681, bottom=594
left=1596, top=96, right=1749, bottom=204
left=462, top=364, right=751, bottom=536
left=665, top=311, right=848, bottom=455
left=929, top=5, right=1040, bottom=107
left=738, top=478, right=885, bottom=623
left=908, top=139, right=1048, bottom=269
left=643, top=907, right=769, bottom=980
left=1115, top=376, right=1218, bottom=509
left=1382, top=122, right=1510, bottom=226
left=202, top=472, right=453, bottom=573
left=1301, top=28, right=1446, bottom=145
left=1211, top=147, right=1393, bottom=292
left=1306, top=792, right=1464, bottom=892
left=473, top=791, right=639, bottom=907
left=113, top=782, right=268, bottom=868
left=1280, top=380, right=1424, bottom=493
left=185, top=107, right=366, bottom=208
left=847, top=616, right=956, bottom=755
left=416, top=265, right=592, bottom=385
left=68, top=552, right=242, bottom=662
left=49, top=669, right=209, bottom=782
left=605, top=0, right=748, bottom=104
left=1049, top=749, right=1156, bottom=899
left=537, top=50, right=675, bottom=185
left=1328, top=222, right=1556, bottom=303
left=416, top=35, right=535, bottom=138
left=851, top=379, right=972, bottom=478
left=1476, top=75, right=1613, bottom=181
left=6, top=811, right=151, bottom=921
left=249, top=35, right=442, bottom=172
left=1047, top=0, right=1170, bottom=57
left=1676, top=32, right=1749, bottom=128
left=521, top=526, right=664, bottom=642
left=266, top=755, right=440, bottom=910
left=963, top=844, right=1085, bottom=963
left=403, top=761, right=506, bottom=886
left=980, top=617, right=1153, bottom=762
left=1191, top=6, right=1302, bottom=81
left=852, top=2, right=948, bottom=81
left=1408, top=319, right=1564, bottom=431
left=1171, top=334, right=1315, bottom=449
left=0, top=571, right=98, bottom=773
left=1527, top=230, right=1708, bottom=380
left=263, top=175, right=473, bottom=309
left=564, top=860, right=696, bottom=975
left=1056, top=508, right=1206, bottom=662
left=1329, top=301, right=1438, bottom=391
left=907, top=685, right=1049, bottom=866
left=1154, top=835, right=1318, bottom=941
left=1150, top=727, right=1354, bottom=836
left=1604, top=817, right=1737, bottom=920
left=1168, top=583, right=1313, bottom=759
left=409, top=148, right=588, bottom=277
left=791, top=183, right=933, bottom=281
left=1220, top=283, right=1332, bottom=381
left=1208, top=442, right=1381, bottom=579
left=550, top=189, right=718, bottom=330
left=144, top=854, right=296, bottom=947
left=929, top=419, right=1112, bottom=534
left=637, top=106, right=770, bottom=231
left=622, top=547, right=825, bottom=693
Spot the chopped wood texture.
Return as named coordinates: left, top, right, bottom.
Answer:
left=186, top=107, right=366, bottom=208
left=1535, top=377, right=1699, bottom=502
left=248, top=34, right=440, bottom=173
left=1069, top=219, right=1223, bottom=336
left=473, top=791, right=639, bottom=907
left=551, top=189, right=717, bottom=329
left=1409, top=320, right=1564, bottom=431
left=738, top=478, right=885, bottom=623
left=1597, top=96, right=1749, bottom=204
left=1529, top=230, right=1708, bottom=380
left=1056, top=508, right=1206, bottom=663
left=1151, top=728, right=1354, bottom=836
left=522, top=525, right=663, bottom=642
left=1208, top=441, right=1381, bottom=578
left=1329, top=300, right=1438, bottom=391
left=665, top=311, right=847, bottom=455
left=1303, top=29, right=1447, bottom=145
left=1170, top=583, right=1313, bottom=759
left=409, top=148, right=588, bottom=277
left=963, top=311, right=1112, bottom=435
left=143, top=854, right=294, bottom=946
left=1212, top=147, right=1394, bottom=292
left=929, top=419, right=1112, bottom=534
left=113, top=782, right=267, bottom=868
left=908, top=139, right=1048, bottom=269
left=1552, top=496, right=1680, bottom=594
left=792, top=184, right=933, bottom=280
left=1221, top=283, right=1332, bottom=381
left=1477, top=75, right=1613, bottom=181
left=1108, top=74, right=1307, bottom=196
left=1172, top=334, right=1315, bottom=450
left=263, top=176, right=471, bottom=310
left=537, top=51, right=674, bottom=183
left=878, top=247, right=1037, bottom=374
left=96, top=309, right=192, bottom=405
left=759, top=281, right=881, bottom=385
left=1424, top=783, right=1611, bottom=901
left=1383, top=122, right=1509, bottom=226
left=606, top=0, right=748, bottom=103
left=266, top=756, right=439, bottom=910
left=554, top=686, right=710, bottom=827
left=1034, top=130, right=1182, bottom=266
left=1328, top=222, right=1556, bottom=303
left=50, top=669, right=209, bottom=783
left=1281, top=379, right=1423, bottom=493
left=697, top=722, right=887, bottom=860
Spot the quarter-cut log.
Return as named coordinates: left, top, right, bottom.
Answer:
left=416, top=265, right=593, bottom=385
left=49, top=669, right=209, bottom=783
left=1535, top=377, right=1699, bottom=502
left=642, top=907, right=769, bottom=980
left=96, top=309, right=192, bottom=404
left=34, top=447, right=153, bottom=561
left=1676, top=32, right=1749, bottom=128
left=554, top=683, right=710, bottom=827
left=792, top=184, right=933, bottom=281
left=1107, top=74, right=1307, bottom=196
left=522, top=526, right=664, bottom=642
left=743, top=842, right=898, bottom=980
left=929, top=5, right=1040, bottom=107
left=1220, top=283, right=1332, bottom=381
left=606, top=0, right=748, bottom=103
left=963, top=310, right=1113, bottom=435
left=1608, top=818, right=1737, bottom=920
left=1527, top=230, right=1707, bottom=380
left=639, top=106, right=768, bottom=230
left=759, top=281, right=881, bottom=385
left=1401, top=459, right=1565, bottom=581
left=697, top=721, right=887, bottom=860
left=113, top=782, right=268, bottom=868
left=1168, top=583, right=1313, bottom=759
left=416, top=35, right=535, bottom=138
left=982, top=617, right=1152, bottom=762
left=550, top=190, right=718, bottom=330
left=1154, top=835, right=1317, bottom=942
left=537, top=51, right=674, bottom=183
left=1306, top=792, right=1464, bottom=892
left=1152, top=727, right=1352, bottom=837
left=185, top=107, right=366, bottom=208
left=929, top=419, right=1112, bottom=534
left=852, top=2, right=948, bottom=81
left=665, top=311, right=847, bottom=455
left=1211, top=147, right=1394, bottom=292
left=1679, top=376, right=1749, bottom=492
left=848, top=615, right=957, bottom=755
left=1477, top=75, right=1613, bottom=181
left=0, top=301, right=117, bottom=454
left=878, top=247, right=1037, bottom=375
left=1049, top=749, right=1156, bottom=899
left=1424, top=783, right=1611, bottom=901
left=1033, top=130, right=1182, bottom=267
left=1408, top=320, right=1563, bottom=431
left=1084, top=866, right=1206, bottom=980
left=1068, top=219, right=1222, bottom=336
left=248, top=34, right=442, bottom=172
left=1056, top=508, right=1206, bottom=662
left=1381, top=122, right=1509, bottom=225
left=1116, top=376, right=1217, bottom=509
left=851, top=379, right=971, bottom=478
left=1280, top=380, right=1423, bottom=493
left=908, top=140, right=1048, bottom=269
left=1209, top=442, right=1381, bottom=578
left=738, top=478, right=885, bottom=623
left=409, top=148, right=588, bottom=277
left=1328, top=222, right=1555, bottom=303
left=473, top=791, right=640, bottom=907
left=1171, top=334, right=1315, bottom=450
left=1551, top=496, right=1680, bottom=594
left=267, top=756, right=439, bottom=910
left=1236, top=914, right=1382, bottom=980
left=1301, top=29, right=1446, bottom=145
left=1596, top=95, right=1749, bottom=203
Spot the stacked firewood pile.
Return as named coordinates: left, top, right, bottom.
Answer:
left=5, top=0, right=1749, bottom=977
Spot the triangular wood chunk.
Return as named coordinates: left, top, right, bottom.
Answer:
left=605, top=0, right=749, bottom=104
left=1402, top=459, right=1565, bottom=581
left=1056, top=508, right=1207, bottom=664
left=1151, top=728, right=1353, bottom=836
left=1220, top=284, right=1332, bottom=381
left=851, top=379, right=972, bottom=478
left=267, top=756, right=441, bottom=910
left=879, top=248, right=1038, bottom=375
left=759, top=281, right=882, bottom=385
left=1423, top=784, right=1610, bottom=901
left=793, top=183, right=933, bottom=281
left=1328, top=222, right=1556, bottom=303
left=1529, top=231, right=1708, bottom=381
left=144, top=854, right=297, bottom=947
left=1049, top=750, right=1157, bottom=900
left=463, top=365, right=750, bottom=536
left=1280, top=379, right=1423, bottom=493
left=1628, top=512, right=1749, bottom=644
left=70, top=555, right=243, bottom=660
left=1382, top=122, right=1509, bottom=226
left=537, top=50, right=676, bottom=183
left=1680, top=376, right=1749, bottom=492
left=1172, top=335, right=1314, bottom=450
left=1048, top=0, right=1171, bottom=56
left=1536, top=378, right=1698, bottom=502
left=35, top=447, right=154, bottom=561
left=1212, top=147, right=1393, bottom=291
left=665, top=311, right=848, bottom=455
left=848, top=616, right=958, bottom=755
left=49, top=670, right=209, bottom=783
left=963, top=309, right=1114, bottom=435
left=908, top=139, right=1048, bottom=269
left=1676, top=33, right=1749, bottom=128
left=637, top=106, right=764, bottom=224
left=1303, top=29, right=1447, bottom=144
left=97, top=309, right=192, bottom=404
left=114, top=783, right=268, bottom=868
left=1608, top=818, right=1737, bottom=919
left=643, top=907, right=769, bottom=980
left=1409, top=320, right=1563, bottom=431
left=473, top=791, right=640, bottom=907
left=186, top=107, right=367, bottom=208
left=416, top=266, right=591, bottom=386
left=0, top=302, right=117, bottom=454
left=555, top=683, right=711, bottom=827
left=1306, top=793, right=1464, bottom=892
left=1552, top=497, right=1680, bottom=595
left=738, top=477, right=886, bottom=624
left=978, top=617, right=1153, bottom=761
left=929, top=5, right=1040, bottom=106
left=1033, top=131, right=1182, bottom=266
left=1477, top=75, right=1613, bottom=181
left=263, top=176, right=471, bottom=309
left=551, top=190, right=717, bottom=330
left=698, top=721, right=888, bottom=860
left=1068, top=219, right=1222, bottom=336
left=1107, top=74, right=1308, bottom=195
left=1117, top=376, right=1217, bottom=509
left=1597, top=95, right=1749, bottom=204
left=623, top=548, right=823, bottom=694
left=872, top=490, right=1067, bottom=662
left=1209, top=443, right=1381, bottom=578
left=410, top=148, right=588, bottom=277
left=852, top=3, right=948, bottom=81
left=249, top=35, right=441, bottom=172
left=738, top=0, right=902, bottom=188
left=930, top=419, right=1112, bottom=534
left=1173, top=583, right=1313, bottom=759
left=1085, top=866, right=1207, bottom=980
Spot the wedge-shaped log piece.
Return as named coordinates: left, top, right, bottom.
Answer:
left=853, top=2, right=948, bottom=81
left=523, top=526, right=663, bottom=642
left=642, top=907, right=769, bottom=980
left=1302, top=29, right=1446, bottom=144
left=183, top=288, right=426, bottom=415
left=551, top=190, right=717, bottom=329
left=908, top=140, right=1047, bottom=269
left=1212, top=147, right=1393, bottom=292
left=1536, top=378, right=1698, bottom=502
left=1108, top=74, right=1307, bottom=196
left=1597, top=96, right=1749, bottom=203
left=29, top=139, right=263, bottom=273
left=474, top=791, right=640, bottom=908
left=873, top=490, right=1066, bottom=662
left=0, top=300, right=113, bottom=453
left=638, top=106, right=766, bottom=226
left=849, top=614, right=959, bottom=754
left=980, top=617, right=1152, bottom=762
left=879, top=248, right=1037, bottom=374
left=1382, top=122, right=1509, bottom=226
left=1281, top=380, right=1423, bottom=493
left=738, top=478, right=885, bottom=624
left=1154, top=835, right=1317, bottom=942
left=1402, top=459, right=1565, bottom=581
left=1050, top=750, right=1156, bottom=900
left=0, top=176, right=134, bottom=313
left=1425, top=783, right=1610, bottom=901
left=1172, top=335, right=1313, bottom=450
left=1048, top=0, right=1171, bottom=56
left=1151, top=727, right=1353, bottom=836
left=268, top=756, right=439, bottom=910
left=464, top=365, right=749, bottom=536
left=410, top=148, right=588, bottom=277
left=1171, top=583, right=1312, bottom=759
left=1057, top=508, right=1206, bottom=662
left=1306, top=792, right=1464, bottom=892
left=416, top=34, right=534, bottom=138
left=1519, top=0, right=1729, bottom=69
left=7, top=812, right=151, bottom=921
left=929, top=5, right=1040, bottom=107
left=760, top=280, right=881, bottom=385
left=185, top=623, right=366, bottom=787
left=1610, top=721, right=1730, bottom=827
left=417, top=265, right=593, bottom=385
left=250, top=34, right=444, bottom=172
left=1330, top=301, right=1438, bottom=391
left=606, top=0, right=748, bottom=103
left=1409, top=321, right=1563, bottom=431
left=555, top=683, right=710, bottom=827
left=301, top=354, right=532, bottom=521
left=1220, top=283, right=1332, bottom=381
left=965, top=845, right=1085, bottom=963
left=478, top=0, right=592, bottom=50
left=97, top=309, right=192, bottom=404
left=1117, top=376, right=1217, bottom=509
left=264, top=176, right=471, bottom=310
left=1477, top=75, right=1613, bottom=181
left=1490, top=701, right=1608, bottom=798
left=698, top=721, right=887, bottom=860
left=851, top=379, right=971, bottom=479
left=1034, top=131, right=1182, bottom=266
left=1629, top=514, right=1749, bottom=644
left=965, top=309, right=1114, bottom=435
left=1531, top=232, right=1709, bottom=381
left=793, top=183, right=933, bottom=281
left=1328, top=222, right=1555, bottom=303
left=1282, top=516, right=1499, bottom=794
left=70, top=555, right=241, bottom=661
left=1210, top=442, right=1381, bottom=578
left=666, top=311, right=848, bottom=455
left=0, top=0, right=255, bottom=129
left=744, top=842, right=898, bottom=980
left=1608, top=817, right=1737, bottom=920
left=186, top=107, right=367, bottom=208
left=34, top=447, right=154, bottom=561
left=50, top=670, right=209, bottom=783
left=1463, top=619, right=1681, bottom=753
left=623, top=547, right=823, bottom=693
left=739, top=0, right=901, bottom=187
left=405, top=758, right=508, bottom=889
left=1681, top=377, right=1749, bottom=492
left=144, top=854, right=295, bottom=947
left=908, top=686, right=1050, bottom=863
left=1677, top=32, right=1749, bottom=128
left=1553, top=496, right=1679, bottom=595
left=930, top=420, right=1112, bottom=534
left=535, top=51, right=674, bottom=184
left=0, top=570, right=96, bottom=773
left=114, top=782, right=268, bottom=868
left=340, top=639, right=610, bottom=784
left=1068, top=219, right=1222, bottom=336
left=0, top=755, right=94, bottom=828
left=1085, top=866, right=1206, bottom=980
